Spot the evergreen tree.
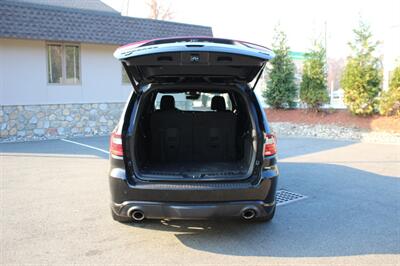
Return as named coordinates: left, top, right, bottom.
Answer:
left=263, top=26, right=297, bottom=108
left=300, top=41, right=329, bottom=110
left=379, top=65, right=400, bottom=116
left=341, top=21, right=382, bottom=115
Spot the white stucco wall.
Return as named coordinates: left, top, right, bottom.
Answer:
left=0, top=38, right=132, bottom=105
left=382, top=24, right=400, bottom=90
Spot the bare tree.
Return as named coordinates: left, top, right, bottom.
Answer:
left=147, top=0, right=174, bottom=20
left=327, top=57, right=345, bottom=91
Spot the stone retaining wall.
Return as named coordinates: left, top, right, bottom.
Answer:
left=270, top=122, right=400, bottom=145
left=2, top=106, right=400, bottom=144
left=0, top=103, right=125, bottom=142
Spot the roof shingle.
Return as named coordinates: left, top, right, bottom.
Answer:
left=0, top=0, right=213, bottom=45
left=13, top=0, right=118, bottom=13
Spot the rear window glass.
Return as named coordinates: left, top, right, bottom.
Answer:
left=154, top=92, right=232, bottom=111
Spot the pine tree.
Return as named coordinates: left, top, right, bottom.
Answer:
left=263, top=26, right=297, bottom=108
left=300, top=41, right=329, bottom=110
left=379, top=65, right=400, bottom=116
left=341, top=21, right=382, bottom=115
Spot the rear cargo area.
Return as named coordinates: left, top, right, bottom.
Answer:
left=132, top=89, right=256, bottom=180
left=141, top=162, right=249, bottom=178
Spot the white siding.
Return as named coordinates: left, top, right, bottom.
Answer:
left=0, top=38, right=132, bottom=105
left=382, top=25, right=400, bottom=90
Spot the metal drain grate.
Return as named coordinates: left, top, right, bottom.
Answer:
left=276, top=190, right=307, bottom=206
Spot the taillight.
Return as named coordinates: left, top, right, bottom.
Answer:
left=263, top=133, right=277, bottom=156
left=110, top=132, right=123, bottom=157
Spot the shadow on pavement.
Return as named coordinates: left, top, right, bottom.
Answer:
left=125, top=162, right=400, bottom=257
left=3, top=136, right=398, bottom=257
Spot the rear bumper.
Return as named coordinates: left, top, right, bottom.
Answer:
left=111, top=200, right=275, bottom=220
left=109, top=167, right=278, bottom=219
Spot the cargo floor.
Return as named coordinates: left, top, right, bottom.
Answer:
left=140, top=161, right=248, bottom=177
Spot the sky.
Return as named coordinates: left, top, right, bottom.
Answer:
left=102, top=0, right=400, bottom=59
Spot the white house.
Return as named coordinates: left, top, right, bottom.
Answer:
left=0, top=0, right=212, bottom=141
left=382, top=24, right=400, bottom=90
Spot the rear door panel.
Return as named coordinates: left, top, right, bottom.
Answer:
left=114, top=37, right=274, bottom=90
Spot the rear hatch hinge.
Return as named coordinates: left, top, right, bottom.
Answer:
left=251, top=62, right=266, bottom=90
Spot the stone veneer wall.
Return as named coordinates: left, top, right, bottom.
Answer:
left=0, top=103, right=125, bottom=142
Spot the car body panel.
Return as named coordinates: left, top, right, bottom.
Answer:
left=114, top=37, right=274, bottom=90
left=109, top=37, right=278, bottom=221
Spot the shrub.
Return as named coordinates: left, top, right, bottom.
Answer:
left=379, top=65, right=400, bottom=116
left=341, top=21, right=382, bottom=115
left=263, top=26, right=297, bottom=109
left=300, top=41, right=329, bottom=110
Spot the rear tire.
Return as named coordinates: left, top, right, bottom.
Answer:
left=111, top=209, right=132, bottom=223
left=254, top=205, right=276, bottom=222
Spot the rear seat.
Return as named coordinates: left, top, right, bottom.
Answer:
left=150, top=96, right=192, bottom=162
left=193, top=96, right=236, bottom=162
left=150, top=95, right=236, bottom=163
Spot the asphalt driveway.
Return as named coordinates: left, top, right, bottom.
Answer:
left=1, top=136, right=399, bottom=265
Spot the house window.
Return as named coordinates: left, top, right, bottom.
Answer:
left=122, top=66, right=130, bottom=84
left=47, top=43, right=80, bottom=84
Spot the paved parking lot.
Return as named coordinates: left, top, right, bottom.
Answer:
left=1, top=136, right=399, bottom=265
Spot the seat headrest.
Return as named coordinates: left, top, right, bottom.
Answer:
left=160, top=95, right=175, bottom=111
left=211, top=96, right=226, bottom=111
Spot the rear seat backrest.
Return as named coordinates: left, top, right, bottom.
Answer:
left=193, top=111, right=236, bottom=162
left=195, top=96, right=236, bottom=161
left=150, top=96, right=236, bottom=163
left=150, top=96, right=192, bottom=162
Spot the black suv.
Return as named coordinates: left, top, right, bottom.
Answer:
left=109, top=37, right=278, bottom=222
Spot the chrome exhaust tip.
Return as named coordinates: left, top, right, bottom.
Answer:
left=131, top=210, right=145, bottom=221
left=242, top=208, right=256, bottom=220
